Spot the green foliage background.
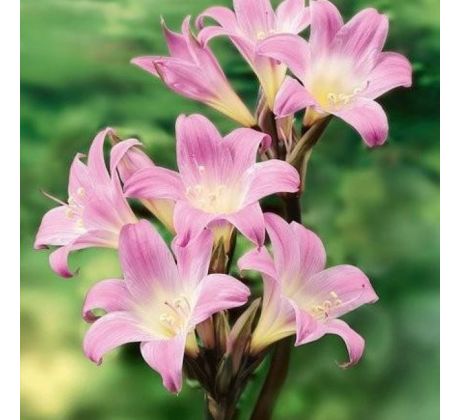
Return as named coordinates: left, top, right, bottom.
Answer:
left=21, top=0, right=439, bottom=419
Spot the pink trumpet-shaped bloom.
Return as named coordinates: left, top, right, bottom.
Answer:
left=124, top=114, right=300, bottom=247
left=111, top=138, right=175, bottom=233
left=197, top=0, right=310, bottom=108
left=131, top=17, right=255, bottom=127
left=238, top=213, right=378, bottom=366
left=257, top=0, right=412, bottom=146
left=83, top=220, right=250, bottom=393
left=34, top=128, right=138, bottom=278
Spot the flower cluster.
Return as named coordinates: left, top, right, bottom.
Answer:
left=35, top=0, right=410, bottom=416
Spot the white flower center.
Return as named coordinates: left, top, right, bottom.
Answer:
left=308, top=291, right=342, bottom=320
left=157, top=295, right=192, bottom=337
left=65, top=187, right=86, bottom=231
left=308, top=56, right=368, bottom=112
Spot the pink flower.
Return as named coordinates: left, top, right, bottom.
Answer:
left=83, top=220, right=250, bottom=393
left=34, top=128, right=137, bottom=278
left=238, top=213, right=378, bottom=366
left=131, top=17, right=256, bottom=127
left=124, top=114, right=300, bottom=247
left=111, top=138, right=175, bottom=233
left=197, top=0, right=311, bottom=108
left=257, top=0, right=412, bottom=146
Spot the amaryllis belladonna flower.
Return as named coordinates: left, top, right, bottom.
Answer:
left=111, top=138, right=175, bottom=233
left=238, top=213, right=378, bottom=366
left=197, top=0, right=311, bottom=108
left=34, top=128, right=137, bottom=278
left=131, top=17, right=256, bottom=127
left=257, top=0, right=412, bottom=146
left=83, top=220, right=250, bottom=393
left=124, top=114, right=300, bottom=247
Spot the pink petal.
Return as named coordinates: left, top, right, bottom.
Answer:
left=173, top=229, right=213, bottom=288
left=68, top=153, right=92, bottom=201
left=290, top=221, right=326, bottom=278
left=87, top=128, right=113, bottom=186
left=161, top=19, right=192, bottom=60
left=196, top=6, right=238, bottom=32
left=332, top=8, right=388, bottom=69
left=131, top=56, right=161, bottom=77
left=322, top=319, right=365, bottom=367
left=226, top=203, right=265, bottom=246
left=275, top=0, right=311, bottom=33
left=365, top=52, right=412, bottom=99
left=304, top=264, right=378, bottom=319
left=264, top=212, right=300, bottom=278
left=289, top=300, right=319, bottom=346
left=191, top=273, right=250, bottom=325
left=175, top=114, right=228, bottom=184
left=243, top=160, right=300, bottom=206
left=223, top=127, right=271, bottom=176
left=109, top=138, right=146, bottom=179
left=82, top=279, right=132, bottom=322
left=49, top=229, right=117, bottom=278
left=140, top=333, right=186, bottom=393
left=83, top=311, right=152, bottom=365
left=34, top=206, right=82, bottom=248
left=238, top=246, right=277, bottom=279
left=309, top=0, right=343, bottom=57
left=234, top=0, right=276, bottom=39
left=257, top=34, right=310, bottom=80
left=124, top=167, right=184, bottom=201
left=173, top=201, right=218, bottom=246
left=334, top=98, right=388, bottom=146
left=119, top=220, right=179, bottom=298
left=273, top=76, right=316, bottom=117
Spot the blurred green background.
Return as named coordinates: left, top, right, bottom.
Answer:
left=20, top=0, right=439, bottom=419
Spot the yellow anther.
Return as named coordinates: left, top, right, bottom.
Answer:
left=77, top=187, right=85, bottom=197
left=330, top=291, right=339, bottom=299
left=65, top=208, right=74, bottom=219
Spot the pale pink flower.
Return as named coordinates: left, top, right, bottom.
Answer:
left=111, top=138, right=175, bottom=233
left=197, top=0, right=311, bottom=108
left=83, top=220, right=250, bottom=393
left=238, top=213, right=378, bottom=366
left=124, top=114, right=300, bottom=247
left=131, top=17, right=256, bottom=127
left=257, top=0, right=412, bottom=146
left=34, top=128, right=137, bottom=278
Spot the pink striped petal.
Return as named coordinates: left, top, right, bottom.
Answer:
left=298, top=319, right=365, bottom=367
left=334, top=98, right=388, bottom=146
left=191, top=273, right=250, bottom=325
left=309, top=0, right=343, bottom=57
left=303, top=265, right=378, bottom=319
left=124, top=167, right=184, bottom=201
left=234, top=0, right=275, bottom=38
left=140, top=334, right=186, bottom=394
left=257, top=34, right=310, bottom=80
left=84, top=311, right=152, bottom=365
left=119, top=221, right=179, bottom=298
left=332, top=8, right=388, bottom=68
left=87, top=128, right=112, bottom=186
left=196, top=6, right=237, bottom=30
left=82, top=279, right=132, bottom=322
left=49, top=229, right=117, bottom=278
left=68, top=153, right=92, bottom=201
left=131, top=56, right=161, bottom=77
left=290, top=221, right=326, bottom=278
left=289, top=301, right=319, bottom=346
left=366, top=52, right=412, bottom=99
left=226, top=203, right=265, bottom=246
left=223, top=127, right=270, bottom=175
left=34, top=206, right=82, bottom=248
left=173, top=201, right=218, bottom=246
left=109, top=138, right=145, bottom=179
left=273, top=76, right=316, bottom=117
left=174, top=229, right=213, bottom=288
left=264, top=212, right=300, bottom=278
left=275, top=0, right=311, bottom=33
left=238, top=246, right=277, bottom=279
left=243, top=160, right=300, bottom=205
left=175, top=114, right=229, bottom=184
left=162, top=19, right=192, bottom=60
